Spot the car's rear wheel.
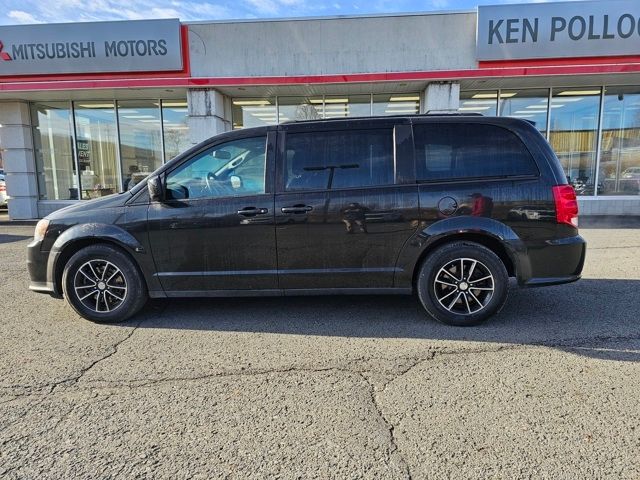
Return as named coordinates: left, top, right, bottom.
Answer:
left=62, top=244, right=147, bottom=323
left=416, top=241, right=509, bottom=326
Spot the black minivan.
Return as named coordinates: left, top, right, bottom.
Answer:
left=27, top=114, right=586, bottom=326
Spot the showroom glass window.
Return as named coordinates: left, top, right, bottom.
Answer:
left=459, top=91, right=498, bottom=116
left=413, top=123, right=538, bottom=181
left=162, top=100, right=190, bottom=161
left=231, top=94, right=421, bottom=129
left=232, top=98, right=277, bottom=129
left=74, top=102, right=120, bottom=199
left=284, top=129, right=394, bottom=191
left=548, top=88, right=602, bottom=195
left=372, top=94, right=419, bottom=116
left=165, top=136, right=267, bottom=200
left=31, top=102, right=77, bottom=200
left=117, top=100, right=163, bottom=191
left=599, top=86, right=640, bottom=196
left=324, top=95, right=371, bottom=118
left=498, top=89, right=550, bottom=135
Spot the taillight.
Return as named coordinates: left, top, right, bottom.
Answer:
left=552, top=185, right=579, bottom=228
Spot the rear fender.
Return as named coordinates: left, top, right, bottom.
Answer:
left=394, top=216, right=531, bottom=288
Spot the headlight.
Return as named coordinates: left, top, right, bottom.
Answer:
left=34, top=219, right=50, bottom=242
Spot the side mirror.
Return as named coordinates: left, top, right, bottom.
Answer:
left=148, top=175, right=163, bottom=202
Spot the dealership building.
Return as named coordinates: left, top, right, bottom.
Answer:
left=0, top=0, right=639, bottom=219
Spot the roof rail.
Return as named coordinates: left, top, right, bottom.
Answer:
left=279, top=112, right=485, bottom=124
left=423, top=111, right=484, bottom=116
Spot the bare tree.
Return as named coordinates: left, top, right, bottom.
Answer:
left=294, top=104, right=321, bottom=121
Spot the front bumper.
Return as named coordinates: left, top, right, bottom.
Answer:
left=519, top=234, right=586, bottom=287
left=27, top=239, right=58, bottom=296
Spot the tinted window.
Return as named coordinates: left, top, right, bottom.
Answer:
left=414, top=123, right=538, bottom=181
left=284, top=129, right=394, bottom=191
left=166, top=136, right=266, bottom=200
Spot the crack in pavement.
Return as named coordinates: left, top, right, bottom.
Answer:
left=2, top=331, right=640, bottom=476
left=0, top=318, right=145, bottom=437
left=357, top=371, right=412, bottom=480
left=48, top=320, right=143, bottom=395
left=4, top=331, right=639, bottom=398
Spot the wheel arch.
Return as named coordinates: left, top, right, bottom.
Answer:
left=410, top=232, right=516, bottom=289
left=48, top=224, right=148, bottom=296
left=395, top=216, right=530, bottom=290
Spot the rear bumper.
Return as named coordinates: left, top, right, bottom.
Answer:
left=521, top=274, right=581, bottom=288
left=518, top=235, right=586, bottom=287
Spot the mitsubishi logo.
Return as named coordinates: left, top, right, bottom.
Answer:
left=0, top=41, right=11, bottom=61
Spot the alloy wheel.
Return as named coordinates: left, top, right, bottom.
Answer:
left=433, top=257, right=495, bottom=315
left=73, top=259, right=128, bottom=313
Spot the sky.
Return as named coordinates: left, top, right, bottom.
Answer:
left=0, top=0, right=586, bottom=25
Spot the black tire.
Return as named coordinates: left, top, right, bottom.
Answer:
left=416, top=241, right=509, bottom=327
left=62, top=244, right=147, bottom=323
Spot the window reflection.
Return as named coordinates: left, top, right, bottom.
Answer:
left=498, top=89, right=549, bottom=134
left=74, top=102, right=120, bottom=199
left=459, top=91, right=498, bottom=116
left=117, top=100, right=163, bottom=191
left=162, top=100, right=190, bottom=161
left=31, top=102, right=77, bottom=200
left=600, top=86, right=640, bottom=196
left=549, top=88, right=602, bottom=196
left=232, top=98, right=277, bottom=129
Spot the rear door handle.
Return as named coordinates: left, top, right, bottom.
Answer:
left=281, top=205, right=313, bottom=214
left=237, top=207, right=269, bottom=217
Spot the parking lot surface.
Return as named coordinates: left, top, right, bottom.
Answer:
left=1, top=223, right=639, bottom=479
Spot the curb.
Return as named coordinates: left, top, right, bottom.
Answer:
left=0, top=220, right=37, bottom=226
left=580, top=215, right=640, bottom=229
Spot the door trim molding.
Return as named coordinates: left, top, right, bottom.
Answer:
left=154, top=267, right=402, bottom=277
left=149, top=287, right=412, bottom=298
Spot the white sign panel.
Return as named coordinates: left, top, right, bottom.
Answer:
left=0, top=19, right=182, bottom=76
left=477, top=0, right=640, bottom=61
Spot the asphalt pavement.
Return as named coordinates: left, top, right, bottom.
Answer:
left=1, top=223, right=639, bottom=479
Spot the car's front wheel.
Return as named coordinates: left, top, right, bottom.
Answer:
left=416, top=241, right=509, bottom=326
left=62, top=244, right=147, bottom=323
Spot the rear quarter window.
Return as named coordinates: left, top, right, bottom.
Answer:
left=413, top=123, right=538, bottom=181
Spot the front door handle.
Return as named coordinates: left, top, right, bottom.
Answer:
left=281, top=205, right=313, bottom=214
left=237, top=207, right=269, bottom=217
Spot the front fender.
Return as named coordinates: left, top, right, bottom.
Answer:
left=46, top=223, right=145, bottom=295
left=394, top=216, right=531, bottom=288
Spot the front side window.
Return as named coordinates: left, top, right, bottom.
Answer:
left=165, top=136, right=266, bottom=200
left=284, top=129, right=394, bottom=191
left=414, top=123, right=538, bottom=181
